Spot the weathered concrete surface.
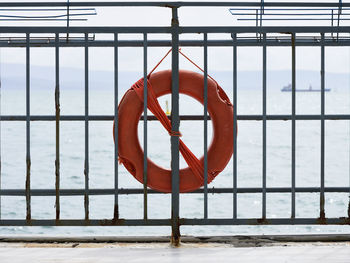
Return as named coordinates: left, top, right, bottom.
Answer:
left=0, top=241, right=350, bottom=263
left=1, top=234, right=350, bottom=244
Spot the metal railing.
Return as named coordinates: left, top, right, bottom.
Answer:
left=0, top=1, right=350, bottom=245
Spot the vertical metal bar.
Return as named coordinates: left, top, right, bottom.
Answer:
left=25, top=33, right=31, bottom=222
left=291, top=33, right=296, bottom=219
left=337, top=0, right=342, bottom=41
left=84, top=33, right=89, bottom=221
left=232, top=33, right=238, bottom=219
left=331, top=9, right=334, bottom=38
left=113, top=33, right=119, bottom=220
left=143, top=32, right=148, bottom=220
left=256, top=10, right=259, bottom=39
left=66, top=0, right=70, bottom=41
left=203, top=33, right=208, bottom=219
left=171, top=7, right=180, bottom=246
left=320, top=32, right=326, bottom=220
left=262, top=32, right=267, bottom=220
left=260, top=0, right=264, bottom=41
left=55, top=33, right=60, bottom=221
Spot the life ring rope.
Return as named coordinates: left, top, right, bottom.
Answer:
left=147, top=48, right=217, bottom=84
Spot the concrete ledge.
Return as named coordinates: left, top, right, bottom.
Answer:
left=0, top=234, right=350, bottom=245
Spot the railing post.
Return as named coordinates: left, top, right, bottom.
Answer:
left=262, top=32, right=267, bottom=220
left=113, top=33, right=119, bottom=221
left=232, top=33, right=238, bottom=220
left=203, top=33, right=208, bottom=220
left=171, top=6, right=180, bottom=246
left=25, top=33, right=31, bottom=223
left=291, top=33, right=296, bottom=219
left=320, top=32, right=326, bottom=221
left=84, top=33, right=89, bottom=221
left=55, top=33, right=60, bottom=221
left=143, top=33, right=148, bottom=220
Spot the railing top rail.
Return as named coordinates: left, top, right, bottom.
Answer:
left=0, top=2, right=350, bottom=8
left=1, top=26, right=350, bottom=33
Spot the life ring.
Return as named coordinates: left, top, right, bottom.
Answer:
left=115, top=69, right=234, bottom=193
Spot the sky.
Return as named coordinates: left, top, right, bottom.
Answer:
left=1, top=0, right=350, bottom=73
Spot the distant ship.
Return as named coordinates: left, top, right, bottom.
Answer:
left=281, top=83, right=331, bottom=92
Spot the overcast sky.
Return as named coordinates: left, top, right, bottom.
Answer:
left=1, top=0, right=350, bottom=73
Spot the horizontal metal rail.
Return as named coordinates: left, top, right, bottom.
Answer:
left=0, top=187, right=349, bottom=196
left=232, top=13, right=350, bottom=16
left=0, top=19, right=87, bottom=21
left=3, top=26, right=350, bottom=34
left=4, top=38, right=350, bottom=47
left=0, top=8, right=96, bottom=11
left=0, top=2, right=350, bottom=8
left=0, top=218, right=349, bottom=227
left=2, top=115, right=350, bottom=121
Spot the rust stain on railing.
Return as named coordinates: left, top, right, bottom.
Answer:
left=113, top=204, right=119, bottom=221
left=25, top=157, right=31, bottom=222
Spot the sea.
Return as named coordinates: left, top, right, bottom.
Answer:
left=1, top=66, right=350, bottom=236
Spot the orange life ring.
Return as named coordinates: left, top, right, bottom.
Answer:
left=115, top=69, right=234, bottom=193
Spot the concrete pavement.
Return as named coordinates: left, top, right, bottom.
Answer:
left=0, top=241, right=350, bottom=263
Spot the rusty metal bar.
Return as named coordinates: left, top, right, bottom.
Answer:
left=262, top=32, right=267, bottom=220
left=113, top=33, right=119, bottom=220
left=55, top=33, right=60, bottom=220
left=0, top=217, right=348, bottom=227
left=291, top=33, right=296, bottom=219
left=25, top=33, right=31, bottom=222
left=66, top=0, right=70, bottom=40
left=203, top=32, right=208, bottom=220
left=171, top=7, right=180, bottom=246
left=320, top=32, right=326, bottom=220
left=232, top=33, right=238, bottom=219
left=84, top=33, right=89, bottom=221
left=1, top=186, right=350, bottom=196
left=4, top=114, right=350, bottom=121
left=143, top=32, right=148, bottom=220
left=181, top=218, right=350, bottom=226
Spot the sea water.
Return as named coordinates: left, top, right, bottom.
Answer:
left=1, top=71, right=350, bottom=236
